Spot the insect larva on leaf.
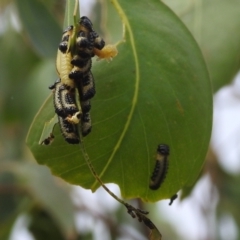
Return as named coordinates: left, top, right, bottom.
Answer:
left=76, top=31, right=94, bottom=58
left=80, top=100, right=91, bottom=113
left=65, top=111, right=82, bottom=125
left=94, top=44, right=118, bottom=61
left=49, top=78, right=60, bottom=90
left=59, top=85, right=78, bottom=116
left=57, top=50, right=75, bottom=88
left=41, top=133, right=55, bottom=145
left=59, top=25, right=73, bottom=53
left=91, top=31, right=105, bottom=50
left=51, top=15, right=112, bottom=143
left=149, top=144, right=170, bottom=190
left=61, top=87, right=78, bottom=114
left=56, top=26, right=75, bottom=88
left=77, top=17, right=105, bottom=58
left=79, top=17, right=105, bottom=50
left=71, top=55, right=89, bottom=68
left=169, top=193, right=178, bottom=206
left=53, top=82, right=78, bottom=118
left=58, top=116, right=79, bottom=144
left=53, top=26, right=81, bottom=127
left=49, top=79, right=66, bottom=117
left=68, top=60, right=92, bottom=80
left=79, top=16, right=94, bottom=32
left=81, top=112, right=92, bottom=136
left=77, top=71, right=96, bottom=101
left=53, top=82, right=65, bottom=117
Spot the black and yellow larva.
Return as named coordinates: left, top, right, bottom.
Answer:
left=76, top=71, right=95, bottom=101
left=50, top=16, right=117, bottom=144
left=67, top=17, right=104, bottom=139
left=149, top=144, right=170, bottom=190
left=78, top=16, right=93, bottom=35
left=81, top=112, right=92, bottom=136
left=68, top=60, right=92, bottom=80
left=52, top=80, right=79, bottom=118
left=58, top=116, right=79, bottom=144
left=58, top=25, right=73, bottom=53
left=80, top=99, right=91, bottom=114
left=52, top=25, right=81, bottom=143
left=52, top=17, right=99, bottom=143
left=70, top=17, right=105, bottom=80
left=75, top=31, right=94, bottom=59
left=60, top=86, right=79, bottom=116
left=56, top=49, right=75, bottom=89
left=92, top=31, right=105, bottom=50
left=41, top=133, right=55, bottom=145
left=78, top=16, right=105, bottom=51
left=49, top=78, right=81, bottom=144
left=69, top=20, right=104, bottom=80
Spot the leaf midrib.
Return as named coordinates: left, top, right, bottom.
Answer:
left=91, top=0, right=140, bottom=189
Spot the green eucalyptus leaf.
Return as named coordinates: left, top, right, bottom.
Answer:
left=163, top=0, right=240, bottom=91
left=63, top=0, right=79, bottom=28
left=0, top=161, right=76, bottom=238
left=26, top=0, right=212, bottom=202
left=15, top=0, right=61, bottom=58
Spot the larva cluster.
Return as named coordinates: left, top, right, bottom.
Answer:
left=49, top=16, right=117, bottom=144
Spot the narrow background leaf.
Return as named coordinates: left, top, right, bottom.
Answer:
left=163, top=0, right=240, bottom=91
left=1, top=162, right=76, bottom=238
left=15, top=0, right=62, bottom=58
left=63, top=0, right=79, bottom=28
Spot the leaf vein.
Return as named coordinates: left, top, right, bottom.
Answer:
left=91, top=0, right=140, bottom=189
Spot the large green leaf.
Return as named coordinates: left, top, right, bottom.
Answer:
left=26, top=0, right=212, bottom=202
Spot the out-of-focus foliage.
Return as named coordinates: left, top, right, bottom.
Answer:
left=163, top=0, right=240, bottom=92
left=1, top=0, right=240, bottom=240
left=0, top=0, right=78, bottom=239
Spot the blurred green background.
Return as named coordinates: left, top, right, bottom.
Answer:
left=1, top=0, right=240, bottom=239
